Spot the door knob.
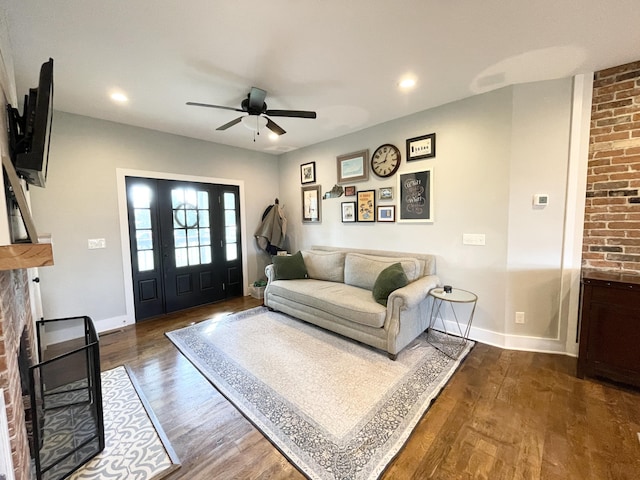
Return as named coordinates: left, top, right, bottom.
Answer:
left=32, top=277, right=40, bottom=283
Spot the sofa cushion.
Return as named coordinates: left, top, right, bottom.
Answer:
left=272, top=251, right=308, bottom=280
left=301, top=250, right=345, bottom=283
left=344, top=253, right=421, bottom=290
left=267, top=279, right=387, bottom=328
left=372, top=263, right=409, bottom=306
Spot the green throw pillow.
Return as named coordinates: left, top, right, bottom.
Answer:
left=372, top=263, right=408, bottom=306
left=272, top=251, right=309, bottom=280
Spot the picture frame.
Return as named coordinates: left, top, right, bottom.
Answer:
left=377, top=205, right=395, bottom=222
left=302, top=185, right=321, bottom=223
left=337, top=150, right=369, bottom=184
left=344, top=185, right=356, bottom=196
left=397, top=167, right=434, bottom=223
left=300, top=161, right=316, bottom=184
left=406, top=133, right=436, bottom=161
left=356, top=189, right=376, bottom=222
left=378, top=186, right=393, bottom=201
left=341, top=201, right=356, bottom=223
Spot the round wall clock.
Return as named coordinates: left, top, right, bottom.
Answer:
left=371, top=144, right=401, bottom=178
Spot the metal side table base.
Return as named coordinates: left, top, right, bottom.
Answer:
left=426, top=287, right=477, bottom=359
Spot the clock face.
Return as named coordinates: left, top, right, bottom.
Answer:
left=371, top=144, right=401, bottom=178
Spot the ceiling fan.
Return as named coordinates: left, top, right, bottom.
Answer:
left=186, top=86, right=316, bottom=136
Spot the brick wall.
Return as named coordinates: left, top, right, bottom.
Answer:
left=0, top=269, right=35, bottom=480
left=583, top=60, right=640, bottom=271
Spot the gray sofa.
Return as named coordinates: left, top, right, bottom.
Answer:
left=264, top=246, right=439, bottom=359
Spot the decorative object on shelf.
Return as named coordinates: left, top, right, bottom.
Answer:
left=300, top=161, right=316, bottom=184
left=378, top=186, right=393, bottom=201
left=337, top=150, right=369, bottom=183
left=406, top=133, right=436, bottom=161
left=371, top=144, right=401, bottom=178
left=357, top=190, right=376, bottom=222
left=322, top=184, right=344, bottom=199
left=302, top=185, right=321, bottom=223
left=341, top=201, right=356, bottom=223
left=377, top=205, right=396, bottom=222
left=344, top=185, right=356, bottom=196
left=398, top=167, right=434, bottom=223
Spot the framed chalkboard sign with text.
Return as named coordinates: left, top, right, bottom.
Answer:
left=397, top=167, right=433, bottom=223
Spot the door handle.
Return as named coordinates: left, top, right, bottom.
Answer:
left=32, top=277, right=40, bottom=283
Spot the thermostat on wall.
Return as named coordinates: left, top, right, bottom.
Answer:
left=533, top=194, right=549, bottom=206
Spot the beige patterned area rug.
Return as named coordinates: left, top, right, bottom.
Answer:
left=59, top=366, right=180, bottom=480
left=166, top=307, right=473, bottom=480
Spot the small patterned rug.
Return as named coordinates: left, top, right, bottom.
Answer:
left=37, top=366, right=180, bottom=480
left=166, top=307, right=473, bottom=480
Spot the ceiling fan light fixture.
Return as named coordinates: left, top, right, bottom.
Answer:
left=241, top=114, right=268, bottom=132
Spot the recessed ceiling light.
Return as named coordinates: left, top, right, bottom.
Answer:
left=110, top=92, right=128, bottom=103
left=399, top=78, right=416, bottom=89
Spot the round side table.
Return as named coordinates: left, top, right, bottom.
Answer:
left=427, top=287, right=477, bottom=358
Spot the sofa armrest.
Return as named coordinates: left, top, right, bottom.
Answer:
left=388, top=275, right=440, bottom=310
left=265, top=264, right=275, bottom=283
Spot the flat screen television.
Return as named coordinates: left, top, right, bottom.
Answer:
left=6, top=58, right=54, bottom=188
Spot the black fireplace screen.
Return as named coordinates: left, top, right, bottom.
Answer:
left=29, top=316, right=104, bottom=480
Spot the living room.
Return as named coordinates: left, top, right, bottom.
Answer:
left=1, top=2, right=640, bottom=479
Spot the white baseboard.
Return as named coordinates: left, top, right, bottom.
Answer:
left=43, top=314, right=133, bottom=346
left=433, top=318, right=578, bottom=357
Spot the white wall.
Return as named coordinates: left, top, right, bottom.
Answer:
left=29, top=112, right=279, bottom=331
left=277, top=79, right=581, bottom=352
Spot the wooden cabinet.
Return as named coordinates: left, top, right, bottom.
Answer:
left=578, top=270, right=640, bottom=388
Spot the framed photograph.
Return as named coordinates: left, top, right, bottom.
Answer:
left=341, top=201, right=356, bottom=223
left=379, top=186, right=393, bottom=201
left=344, top=185, right=356, bottom=196
left=337, top=150, right=369, bottom=183
left=357, top=190, right=376, bottom=222
left=377, top=205, right=396, bottom=222
left=300, top=161, right=316, bottom=184
left=406, top=133, right=436, bottom=161
left=302, top=185, right=321, bottom=223
left=397, top=167, right=434, bottom=223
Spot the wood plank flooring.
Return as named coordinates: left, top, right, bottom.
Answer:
left=98, top=297, right=640, bottom=479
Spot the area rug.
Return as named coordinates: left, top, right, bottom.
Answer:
left=39, top=365, right=180, bottom=480
left=166, top=306, right=473, bottom=480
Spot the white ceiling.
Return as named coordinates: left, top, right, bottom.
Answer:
left=4, top=1, right=640, bottom=155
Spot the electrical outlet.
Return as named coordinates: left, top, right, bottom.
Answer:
left=88, top=238, right=106, bottom=249
left=515, top=312, right=525, bottom=324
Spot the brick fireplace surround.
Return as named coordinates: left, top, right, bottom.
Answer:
left=0, top=268, right=36, bottom=480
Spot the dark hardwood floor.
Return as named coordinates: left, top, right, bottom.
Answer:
left=99, top=297, right=640, bottom=479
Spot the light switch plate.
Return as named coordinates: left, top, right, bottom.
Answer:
left=88, top=238, right=106, bottom=249
left=463, top=233, right=486, bottom=246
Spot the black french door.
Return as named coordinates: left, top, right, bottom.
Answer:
left=126, top=177, right=243, bottom=321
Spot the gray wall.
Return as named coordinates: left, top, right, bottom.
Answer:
left=30, top=112, right=279, bottom=328
left=276, top=79, right=576, bottom=349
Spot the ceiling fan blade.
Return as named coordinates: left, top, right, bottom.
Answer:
left=266, top=118, right=286, bottom=136
left=187, top=102, right=244, bottom=113
left=216, top=116, right=243, bottom=131
left=265, top=109, right=317, bottom=119
left=248, top=87, right=267, bottom=111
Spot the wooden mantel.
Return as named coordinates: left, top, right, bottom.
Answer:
left=0, top=243, right=54, bottom=270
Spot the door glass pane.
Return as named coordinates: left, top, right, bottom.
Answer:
left=134, top=209, right=151, bottom=229
left=224, top=210, right=236, bottom=227
left=200, top=246, right=211, bottom=264
left=198, top=191, right=208, bottom=209
left=198, top=210, right=210, bottom=228
left=174, top=210, right=185, bottom=228
left=223, top=192, right=235, bottom=209
left=171, top=189, right=184, bottom=209
left=185, top=209, right=198, bottom=227
left=175, top=248, right=188, bottom=267
left=185, top=189, right=197, bottom=207
left=174, top=229, right=187, bottom=248
left=188, top=246, right=200, bottom=265
left=199, top=228, right=211, bottom=245
left=136, top=230, right=153, bottom=250
left=225, top=226, right=236, bottom=244
left=131, top=185, right=151, bottom=208
left=187, top=228, right=199, bottom=246
left=226, top=243, right=237, bottom=261
left=137, top=250, right=154, bottom=271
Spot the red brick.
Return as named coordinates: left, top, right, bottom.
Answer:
left=594, top=165, right=628, bottom=175
left=598, top=99, right=634, bottom=111
left=615, top=87, right=640, bottom=100
left=595, top=80, right=636, bottom=96
left=594, top=132, right=630, bottom=143
left=612, top=155, right=640, bottom=164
